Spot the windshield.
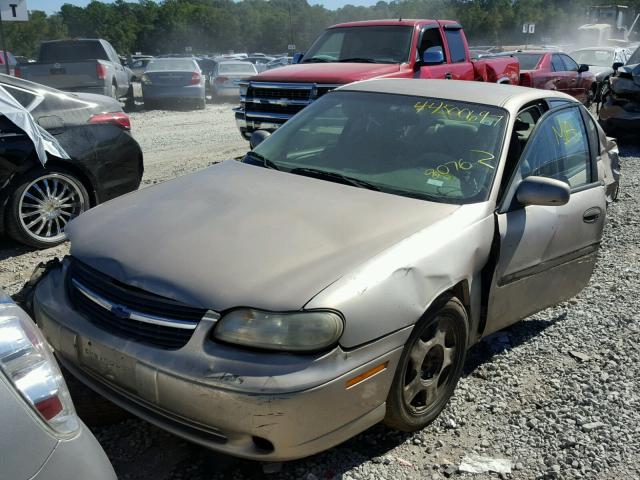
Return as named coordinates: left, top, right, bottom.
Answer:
left=302, top=25, right=414, bottom=64
left=571, top=49, right=614, bottom=67
left=251, top=91, right=507, bottom=204
left=628, top=47, right=640, bottom=65
left=218, top=63, right=257, bottom=74
left=146, top=59, right=197, bottom=71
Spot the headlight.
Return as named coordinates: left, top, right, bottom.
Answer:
left=140, top=74, right=151, bottom=85
left=238, top=81, right=249, bottom=97
left=214, top=309, right=343, bottom=352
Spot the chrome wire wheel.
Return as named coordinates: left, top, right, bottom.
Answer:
left=18, top=173, right=87, bottom=244
left=403, top=315, right=458, bottom=414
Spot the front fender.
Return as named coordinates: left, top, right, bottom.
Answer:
left=306, top=204, right=495, bottom=348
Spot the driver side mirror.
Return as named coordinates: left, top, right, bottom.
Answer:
left=516, top=176, right=570, bottom=207
left=612, top=61, right=623, bottom=72
left=578, top=63, right=589, bottom=73
left=292, top=52, right=304, bottom=64
left=420, top=46, right=445, bottom=66
left=249, top=130, right=271, bottom=149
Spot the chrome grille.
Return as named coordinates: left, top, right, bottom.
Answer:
left=67, top=259, right=207, bottom=349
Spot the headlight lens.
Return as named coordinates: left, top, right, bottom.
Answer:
left=140, top=74, right=151, bottom=85
left=238, top=81, right=249, bottom=97
left=214, top=309, right=343, bottom=352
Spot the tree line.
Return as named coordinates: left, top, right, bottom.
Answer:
left=5, top=0, right=639, bottom=58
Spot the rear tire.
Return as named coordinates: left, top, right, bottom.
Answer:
left=124, top=84, right=135, bottom=110
left=5, top=168, right=90, bottom=249
left=384, top=295, right=468, bottom=432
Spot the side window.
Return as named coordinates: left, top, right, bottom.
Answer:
left=3, top=85, right=37, bottom=109
left=584, top=111, right=601, bottom=158
left=519, top=107, right=591, bottom=189
left=418, top=27, right=445, bottom=58
left=547, top=99, right=571, bottom=109
left=444, top=29, right=466, bottom=63
left=561, top=54, right=579, bottom=72
left=551, top=54, right=565, bottom=72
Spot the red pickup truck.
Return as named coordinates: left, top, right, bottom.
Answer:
left=234, top=19, right=520, bottom=139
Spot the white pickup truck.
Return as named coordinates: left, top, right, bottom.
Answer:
left=18, top=39, right=132, bottom=101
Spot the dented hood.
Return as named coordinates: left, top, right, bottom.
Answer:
left=249, top=62, right=402, bottom=84
left=67, top=161, right=459, bottom=311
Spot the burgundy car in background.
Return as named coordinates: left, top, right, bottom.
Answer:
left=496, top=51, right=597, bottom=106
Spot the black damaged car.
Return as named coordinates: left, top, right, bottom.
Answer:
left=0, top=74, right=143, bottom=248
left=599, top=46, right=640, bottom=137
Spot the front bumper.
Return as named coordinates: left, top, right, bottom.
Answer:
left=598, top=101, right=640, bottom=135
left=142, top=84, right=205, bottom=101
left=34, top=264, right=406, bottom=461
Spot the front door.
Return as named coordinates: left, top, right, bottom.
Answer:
left=485, top=104, right=606, bottom=335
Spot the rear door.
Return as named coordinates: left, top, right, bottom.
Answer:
left=560, top=54, right=586, bottom=102
left=441, top=25, right=474, bottom=80
left=416, top=25, right=453, bottom=80
left=484, top=104, right=606, bottom=335
left=104, top=41, right=128, bottom=95
left=551, top=54, right=571, bottom=95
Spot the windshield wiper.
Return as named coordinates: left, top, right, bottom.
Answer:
left=338, top=57, right=382, bottom=63
left=289, top=167, right=380, bottom=191
left=301, top=57, right=332, bottom=63
left=245, top=151, right=280, bottom=170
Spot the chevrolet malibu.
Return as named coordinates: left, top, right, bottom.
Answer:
left=34, top=79, right=617, bottom=461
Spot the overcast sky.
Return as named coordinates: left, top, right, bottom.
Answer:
left=28, top=0, right=378, bottom=13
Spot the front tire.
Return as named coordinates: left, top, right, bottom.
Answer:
left=6, top=169, right=90, bottom=249
left=384, top=295, right=468, bottom=432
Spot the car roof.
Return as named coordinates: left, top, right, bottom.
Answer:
left=572, top=46, right=619, bottom=52
left=338, top=78, right=577, bottom=111
left=331, top=19, right=453, bottom=28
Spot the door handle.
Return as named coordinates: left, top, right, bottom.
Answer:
left=444, top=72, right=453, bottom=80
left=583, top=207, right=602, bottom=223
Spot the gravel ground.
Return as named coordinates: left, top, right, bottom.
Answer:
left=1, top=105, right=638, bottom=480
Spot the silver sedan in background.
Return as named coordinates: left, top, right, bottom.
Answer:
left=210, top=61, right=257, bottom=100
left=141, top=58, right=206, bottom=109
left=0, top=290, right=115, bottom=479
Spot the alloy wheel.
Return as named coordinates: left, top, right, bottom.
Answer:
left=403, top=315, right=458, bottom=414
left=18, top=173, right=87, bottom=244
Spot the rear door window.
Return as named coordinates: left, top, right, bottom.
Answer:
left=519, top=107, right=591, bottom=189
left=551, top=55, right=566, bottom=72
left=444, top=29, right=466, bottom=63
left=3, top=85, right=38, bottom=110
left=561, top=54, right=579, bottom=72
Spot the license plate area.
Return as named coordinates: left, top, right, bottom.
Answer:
left=50, top=67, right=66, bottom=75
left=78, top=336, right=136, bottom=387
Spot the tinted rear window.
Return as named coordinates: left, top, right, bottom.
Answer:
left=147, top=59, right=197, bottom=71
left=218, top=63, right=256, bottom=74
left=39, top=41, right=108, bottom=63
left=444, top=29, right=467, bottom=63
